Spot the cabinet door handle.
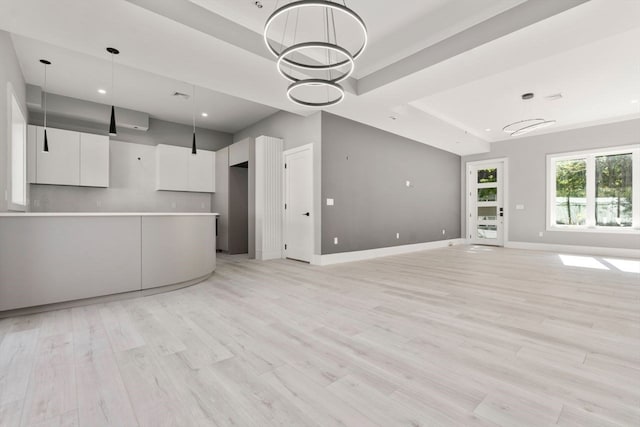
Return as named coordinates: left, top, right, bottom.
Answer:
left=302, top=212, right=310, bottom=216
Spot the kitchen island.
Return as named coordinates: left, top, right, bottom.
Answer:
left=0, top=212, right=218, bottom=314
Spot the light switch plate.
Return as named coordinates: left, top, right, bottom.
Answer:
left=327, top=198, right=334, bottom=206
left=334, top=237, right=339, bottom=245
left=516, top=204, right=525, bottom=210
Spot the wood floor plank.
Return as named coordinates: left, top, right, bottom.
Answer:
left=0, top=328, right=39, bottom=407
left=20, top=333, right=76, bottom=426
left=0, top=246, right=637, bottom=426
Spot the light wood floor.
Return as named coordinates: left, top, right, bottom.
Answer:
left=1, top=246, right=639, bottom=427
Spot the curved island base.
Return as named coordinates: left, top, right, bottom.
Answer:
left=0, top=213, right=218, bottom=318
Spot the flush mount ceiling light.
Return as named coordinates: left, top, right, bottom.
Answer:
left=40, top=59, right=51, bottom=152
left=503, top=93, right=556, bottom=137
left=106, top=47, right=120, bottom=136
left=263, top=0, right=367, bottom=107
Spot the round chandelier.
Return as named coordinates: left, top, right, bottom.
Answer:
left=263, top=0, right=368, bottom=107
left=502, top=93, right=556, bottom=137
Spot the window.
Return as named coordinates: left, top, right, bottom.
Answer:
left=548, top=146, right=639, bottom=232
left=8, top=86, right=27, bottom=211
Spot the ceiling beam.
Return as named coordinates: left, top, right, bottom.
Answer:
left=357, top=0, right=590, bottom=95
left=125, top=0, right=358, bottom=93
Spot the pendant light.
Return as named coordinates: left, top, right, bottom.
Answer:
left=263, top=0, right=367, bottom=107
left=502, top=92, right=556, bottom=137
left=106, top=47, right=120, bottom=136
left=191, top=85, right=197, bottom=154
left=40, top=59, right=51, bottom=152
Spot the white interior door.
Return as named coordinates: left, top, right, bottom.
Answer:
left=468, top=161, right=505, bottom=246
left=284, top=145, right=313, bottom=262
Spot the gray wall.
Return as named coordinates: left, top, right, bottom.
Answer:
left=321, top=112, right=461, bottom=254
left=462, top=118, right=640, bottom=250
left=28, top=112, right=233, bottom=213
left=0, top=31, right=27, bottom=212
left=234, top=110, right=321, bottom=150
left=234, top=110, right=322, bottom=255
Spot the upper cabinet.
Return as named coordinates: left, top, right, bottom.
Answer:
left=156, top=144, right=216, bottom=193
left=80, top=133, right=110, bottom=187
left=188, top=150, right=215, bottom=193
left=33, top=127, right=80, bottom=186
left=156, top=144, right=189, bottom=191
left=27, top=125, right=109, bottom=187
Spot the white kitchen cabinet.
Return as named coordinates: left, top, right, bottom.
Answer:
left=27, top=125, right=109, bottom=187
left=156, top=144, right=189, bottom=191
left=80, top=133, right=109, bottom=187
left=156, top=144, right=215, bottom=192
left=35, top=126, right=80, bottom=186
left=188, top=149, right=215, bottom=192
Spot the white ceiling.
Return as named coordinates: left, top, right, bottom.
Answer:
left=10, top=34, right=278, bottom=133
left=411, top=27, right=640, bottom=142
left=0, top=0, right=638, bottom=154
left=190, top=0, right=526, bottom=79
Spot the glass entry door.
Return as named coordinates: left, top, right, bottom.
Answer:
left=468, top=161, right=504, bottom=246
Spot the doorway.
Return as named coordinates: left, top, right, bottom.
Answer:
left=284, top=144, right=313, bottom=262
left=467, top=159, right=507, bottom=246
left=228, top=162, right=249, bottom=254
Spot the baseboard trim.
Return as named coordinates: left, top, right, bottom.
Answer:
left=311, top=239, right=464, bottom=266
left=504, top=241, right=640, bottom=258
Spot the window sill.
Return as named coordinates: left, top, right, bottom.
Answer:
left=547, top=226, right=640, bottom=234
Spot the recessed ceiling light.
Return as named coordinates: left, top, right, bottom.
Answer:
left=97, top=89, right=107, bottom=94
left=201, top=112, right=208, bottom=117
left=632, top=99, right=639, bottom=104
left=485, top=128, right=491, bottom=132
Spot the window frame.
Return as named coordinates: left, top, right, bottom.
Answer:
left=547, top=145, right=640, bottom=233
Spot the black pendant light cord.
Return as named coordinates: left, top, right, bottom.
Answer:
left=192, top=84, right=197, bottom=154
left=106, top=47, right=119, bottom=136
left=39, top=59, right=51, bottom=152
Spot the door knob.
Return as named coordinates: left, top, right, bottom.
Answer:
left=302, top=212, right=310, bottom=216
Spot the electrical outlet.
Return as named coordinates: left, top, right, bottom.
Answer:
left=32, top=199, right=39, bottom=207
left=333, top=237, right=339, bottom=245
left=538, top=231, right=544, bottom=237
left=405, top=180, right=411, bottom=187
left=327, top=198, right=334, bottom=206
left=516, top=204, right=525, bottom=210
left=396, top=233, right=400, bottom=239
left=442, top=229, right=446, bottom=235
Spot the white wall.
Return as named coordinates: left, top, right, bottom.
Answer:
left=0, top=30, right=26, bottom=212
left=462, top=118, right=640, bottom=250
left=233, top=111, right=322, bottom=255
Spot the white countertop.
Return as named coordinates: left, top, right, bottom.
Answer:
left=0, top=212, right=219, bottom=217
